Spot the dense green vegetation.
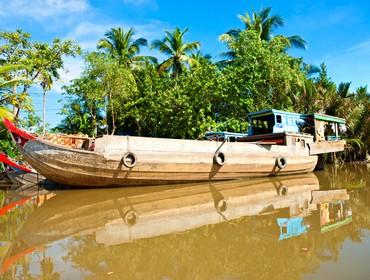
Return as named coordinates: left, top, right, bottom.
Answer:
left=0, top=29, right=80, bottom=158
left=0, top=7, right=369, bottom=161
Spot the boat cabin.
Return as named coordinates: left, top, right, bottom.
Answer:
left=205, top=109, right=346, bottom=155
left=247, top=109, right=303, bottom=135
left=242, top=109, right=346, bottom=154
left=301, top=113, right=346, bottom=142
left=240, top=109, right=314, bottom=146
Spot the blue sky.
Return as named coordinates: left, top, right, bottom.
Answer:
left=0, top=0, right=369, bottom=127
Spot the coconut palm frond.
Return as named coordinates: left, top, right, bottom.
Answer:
left=287, top=35, right=307, bottom=50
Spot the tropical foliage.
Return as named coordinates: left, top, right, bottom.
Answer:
left=0, top=30, right=80, bottom=156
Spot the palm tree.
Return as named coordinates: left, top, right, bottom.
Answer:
left=355, top=86, right=369, bottom=101
left=0, top=64, right=29, bottom=89
left=223, top=7, right=307, bottom=49
left=326, top=82, right=355, bottom=126
left=151, top=27, right=200, bottom=77
left=302, top=63, right=321, bottom=78
left=337, top=82, right=352, bottom=98
left=97, top=27, right=154, bottom=67
left=40, top=71, right=53, bottom=135
left=189, top=51, right=212, bottom=69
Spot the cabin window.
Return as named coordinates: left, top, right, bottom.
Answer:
left=251, top=115, right=274, bottom=134
left=253, top=119, right=258, bottom=126
left=276, top=115, right=282, bottom=123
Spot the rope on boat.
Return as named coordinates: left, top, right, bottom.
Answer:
left=213, top=139, right=227, bottom=166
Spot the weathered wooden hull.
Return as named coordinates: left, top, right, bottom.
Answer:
left=19, top=135, right=318, bottom=187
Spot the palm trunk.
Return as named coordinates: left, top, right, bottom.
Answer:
left=43, top=89, right=46, bottom=135
left=110, top=91, right=116, bottom=135
left=105, top=99, right=109, bottom=135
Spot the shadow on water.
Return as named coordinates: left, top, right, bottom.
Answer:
left=0, top=163, right=369, bottom=279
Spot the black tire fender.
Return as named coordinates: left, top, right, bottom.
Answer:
left=276, top=156, right=287, bottom=169
left=214, top=151, right=226, bottom=166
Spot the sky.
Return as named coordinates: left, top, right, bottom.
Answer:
left=0, top=0, right=369, bottom=127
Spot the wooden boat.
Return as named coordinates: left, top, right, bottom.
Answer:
left=0, top=153, right=43, bottom=186
left=3, top=118, right=318, bottom=187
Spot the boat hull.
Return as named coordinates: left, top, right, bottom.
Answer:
left=20, top=135, right=318, bottom=187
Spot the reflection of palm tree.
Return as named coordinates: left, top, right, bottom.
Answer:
left=151, top=27, right=200, bottom=77
left=40, top=255, right=60, bottom=280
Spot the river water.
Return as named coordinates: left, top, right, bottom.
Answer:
left=0, top=163, right=369, bottom=280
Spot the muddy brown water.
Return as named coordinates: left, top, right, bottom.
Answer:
left=0, top=163, right=369, bottom=280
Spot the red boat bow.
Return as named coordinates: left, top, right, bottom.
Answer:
left=2, top=118, right=36, bottom=148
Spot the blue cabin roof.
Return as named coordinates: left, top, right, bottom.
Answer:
left=247, top=109, right=301, bottom=118
left=205, top=109, right=346, bottom=140
left=302, top=113, right=346, bottom=124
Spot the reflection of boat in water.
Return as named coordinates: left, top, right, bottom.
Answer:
left=0, top=188, right=55, bottom=273
left=0, top=173, right=353, bottom=275
left=15, top=174, right=320, bottom=246
left=5, top=166, right=367, bottom=280
left=273, top=189, right=351, bottom=240
left=0, top=153, right=43, bottom=186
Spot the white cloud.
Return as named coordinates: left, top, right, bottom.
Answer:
left=53, top=56, right=84, bottom=93
left=54, top=20, right=169, bottom=91
left=67, top=20, right=171, bottom=52
left=66, top=22, right=113, bottom=50
left=0, top=0, right=89, bottom=18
